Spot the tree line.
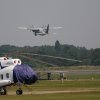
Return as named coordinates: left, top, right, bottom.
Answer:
left=0, top=40, right=100, bottom=67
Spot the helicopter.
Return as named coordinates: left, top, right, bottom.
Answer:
left=0, top=57, right=38, bottom=95
left=0, top=53, right=82, bottom=95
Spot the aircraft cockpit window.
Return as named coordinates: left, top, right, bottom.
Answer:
left=6, top=73, right=9, bottom=78
left=0, top=74, right=3, bottom=80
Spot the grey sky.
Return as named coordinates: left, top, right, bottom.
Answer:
left=0, top=0, right=100, bottom=49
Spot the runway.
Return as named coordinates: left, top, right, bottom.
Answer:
left=7, top=89, right=100, bottom=95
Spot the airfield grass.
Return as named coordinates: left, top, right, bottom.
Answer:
left=6, top=80, right=100, bottom=91
left=38, top=72, right=100, bottom=80
left=0, top=80, right=100, bottom=100
left=1, top=92, right=100, bottom=100
left=67, top=74, right=100, bottom=80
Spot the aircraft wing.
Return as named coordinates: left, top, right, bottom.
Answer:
left=17, top=27, right=28, bottom=30
left=17, top=27, right=40, bottom=31
left=49, top=27, right=62, bottom=30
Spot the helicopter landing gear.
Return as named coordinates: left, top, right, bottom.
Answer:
left=0, top=87, right=7, bottom=95
left=16, top=88, right=23, bottom=95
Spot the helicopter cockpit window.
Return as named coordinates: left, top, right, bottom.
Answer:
left=6, top=73, right=9, bottom=78
left=0, top=74, right=3, bottom=80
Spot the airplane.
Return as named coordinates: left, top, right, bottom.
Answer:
left=18, top=24, right=62, bottom=36
left=0, top=57, right=38, bottom=95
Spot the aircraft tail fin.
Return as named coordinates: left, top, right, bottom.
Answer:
left=45, top=24, right=49, bottom=34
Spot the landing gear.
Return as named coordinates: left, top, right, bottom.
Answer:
left=0, top=87, right=7, bottom=95
left=16, top=88, right=23, bottom=95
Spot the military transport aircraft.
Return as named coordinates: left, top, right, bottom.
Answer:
left=18, top=24, right=62, bottom=36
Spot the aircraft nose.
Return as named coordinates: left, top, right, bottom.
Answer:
left=26, top=71, right=38, bottom=84
left=13, top=64, right=38, bottom=85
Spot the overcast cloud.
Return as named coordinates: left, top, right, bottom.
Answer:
left=0, top=0, right=100, bottom=49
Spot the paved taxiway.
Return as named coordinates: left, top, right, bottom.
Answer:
left=7, top=89, right=100, bottom=95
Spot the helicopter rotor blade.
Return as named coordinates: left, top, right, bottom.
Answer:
left=21, top=53, right=82, bottom=63
left=18, top=55, right=58, bottom=66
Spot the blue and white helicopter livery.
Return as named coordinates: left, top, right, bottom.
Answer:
left=0, top=57, right=38, bottom=95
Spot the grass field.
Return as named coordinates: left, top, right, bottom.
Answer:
left=1, top=92, right=100, bottom=100
left=0, top=80, right=100, bottom=100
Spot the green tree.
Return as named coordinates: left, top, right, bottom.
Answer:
left=91, top=48, right=100, bottom=65
left=55, top=40, right=61, bottom=54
